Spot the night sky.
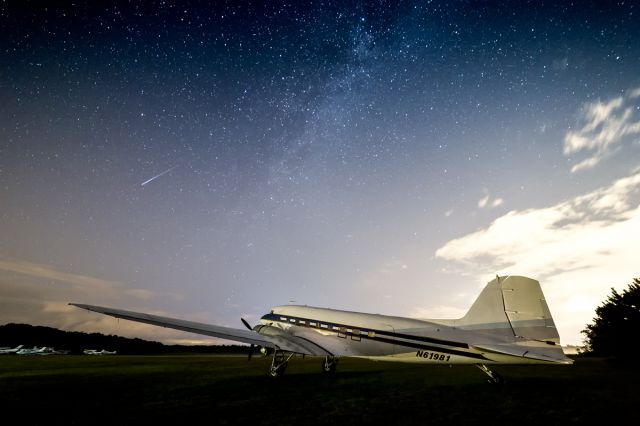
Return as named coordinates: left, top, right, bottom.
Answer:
left=2, top=1, right=639, bottom=346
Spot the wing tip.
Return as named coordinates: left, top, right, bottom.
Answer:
left=69, top=303, right=87, bottom=309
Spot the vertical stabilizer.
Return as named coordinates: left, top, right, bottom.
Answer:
left=456, top=276, right=560, bottom=344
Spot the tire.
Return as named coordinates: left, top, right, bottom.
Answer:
left=322, top=359, right=337, bottom=373
left=269, top=363, right=286, bottom=378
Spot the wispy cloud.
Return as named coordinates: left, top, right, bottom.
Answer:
left=409, top=305, right=466, bottom=320
left=564, top=87, right=640, bottom=172
left=477, top=190, right=504, bottom=209
left=552, top=56, right=569, bottom=71
left=0, top=259, right=120, bottom=291
left=435, top=170, right=640, bottom=344
left=0, top=259, right=204, bottom=343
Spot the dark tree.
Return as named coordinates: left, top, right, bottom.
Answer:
left=582, top=278, right=640, bottom=358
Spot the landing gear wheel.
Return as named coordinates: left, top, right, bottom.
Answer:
left=489, top=372, right=504, bottom=385
left=268, top=350, right=293, bottom=378
left=322, top=356, right=337, bottom=373
left=269, top=362, right=287, bottom=378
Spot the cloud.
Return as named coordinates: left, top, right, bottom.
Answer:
left=435, top=170, right=640, bottom=345
left=0, top=259, right=120, bottom=291
left=478, top=192, right=504, bottom=209
left=552, top=56, right=569, bottom=71
left=564, top=87, right=640, bottom=172
left=409, top=305, right=467, bottom=320
left=0, top=259, right=212, bottom=343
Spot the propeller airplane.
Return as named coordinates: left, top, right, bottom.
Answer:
left=71, top=275, right=572, bottom=383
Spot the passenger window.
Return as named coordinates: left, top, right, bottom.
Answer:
left=351, top=328, right=361, bottom=341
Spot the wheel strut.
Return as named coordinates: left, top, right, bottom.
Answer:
left=322, top=356, right=338, bottom=373
left=269, top=350, right=294, bottom=378
left=475, top=364, right=504, bottom=385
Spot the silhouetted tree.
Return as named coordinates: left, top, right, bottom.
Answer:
left=582, top=278, right=640, bottom=358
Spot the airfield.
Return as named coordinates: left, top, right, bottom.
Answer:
left=0, top=355, right=636, bottom=424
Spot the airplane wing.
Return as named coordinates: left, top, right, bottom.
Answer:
left=69, top=303, right=331, bottom=356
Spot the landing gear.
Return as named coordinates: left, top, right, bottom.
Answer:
left=269, top=350, right=293, bottom=378
left=322, top=356, right=338, bottom=373
left=476, top=364, right=504, bottom=385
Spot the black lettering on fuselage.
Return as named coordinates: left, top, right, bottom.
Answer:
left=415, top=350, right=450, bottom=362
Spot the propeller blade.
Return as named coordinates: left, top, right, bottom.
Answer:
left=241, top=318, right=254, bottom=361
left=241, top=318, right=252, bottom=330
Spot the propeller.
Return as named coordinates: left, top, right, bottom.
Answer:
left=241, top=318, right=254, bottom=361
left=241, top=318, right=252, bottom=330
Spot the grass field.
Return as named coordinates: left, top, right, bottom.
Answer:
left=0, top=355, right=636, bottom=425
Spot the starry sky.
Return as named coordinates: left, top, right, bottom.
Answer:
left=1, top=1, right=639, bottom=346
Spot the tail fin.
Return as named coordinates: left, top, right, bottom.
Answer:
left=456, top=275, right=560, bottom=344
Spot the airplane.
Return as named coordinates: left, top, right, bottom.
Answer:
left=16, top=346, right=54, bottom=355
left=83, top=349, right=117, bottom=355
left=71, top=275, right=573, bottom=383
left=0, top=344, right=24, bottom=354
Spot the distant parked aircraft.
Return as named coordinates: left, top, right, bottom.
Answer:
left=0, top=344, right=24, bottom=354
left=72, top=275, right=572, bottom=383
left=84, top=349, right=117, bottom=355
left=17, top=346, right=53, bottom=355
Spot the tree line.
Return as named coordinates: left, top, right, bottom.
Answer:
left=0, top=323, right=251, bottom=355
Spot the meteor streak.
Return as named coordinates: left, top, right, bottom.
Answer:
left=141, top=165, right=178, bottom=186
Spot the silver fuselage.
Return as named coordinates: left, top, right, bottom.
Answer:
left=260, top=305, right=568, bottom=364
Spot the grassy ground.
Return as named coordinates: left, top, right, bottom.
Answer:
left=0, top=355, right=636, bottom=425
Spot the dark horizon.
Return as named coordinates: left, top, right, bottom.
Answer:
left=0, top=322, right=252, bottom=353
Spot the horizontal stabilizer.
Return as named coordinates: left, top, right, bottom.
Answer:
left=472, top=344, right=527, bottom=358
left=473, top=344, right=573, bottom=364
